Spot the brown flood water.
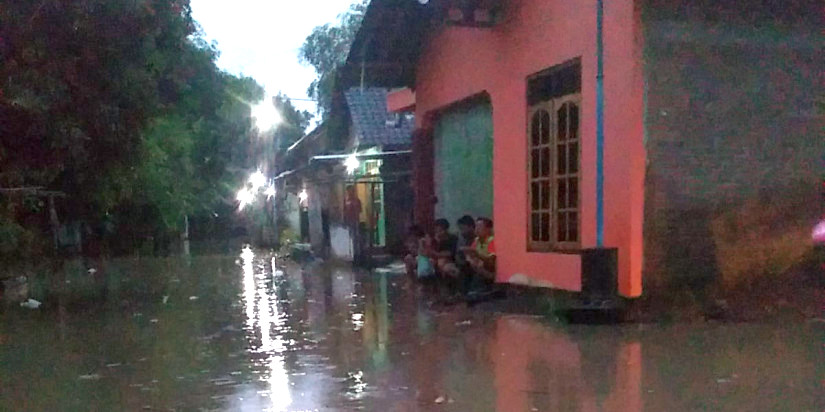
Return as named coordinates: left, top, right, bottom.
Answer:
left=1, top=248, right=823, bottom=411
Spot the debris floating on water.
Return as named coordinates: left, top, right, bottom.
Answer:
left=162, top=296, right=169, bottom=304
left=189, top=296, right=199, bottom=301
left=78, top=373, right=101, bottom=381
left=19, top=299, right=41, bottom=309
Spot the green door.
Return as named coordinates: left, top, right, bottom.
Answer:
left=434, top=100, right=494, bottom=226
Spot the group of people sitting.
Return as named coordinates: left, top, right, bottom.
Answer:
left=404, top=216, right=500, bottom=303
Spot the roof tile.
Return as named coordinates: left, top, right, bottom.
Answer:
left=344, top=88, right=414, bottom=148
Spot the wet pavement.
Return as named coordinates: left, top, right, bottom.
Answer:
left=1, top=248, right=823, bottom=411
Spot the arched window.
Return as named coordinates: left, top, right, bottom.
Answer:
left=528, top=108, right=552, bottom=244
left=527, top=60, right=581, bottom=250
left=555, top=101, right=579, bottom=244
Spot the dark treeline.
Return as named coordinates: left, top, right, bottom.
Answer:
left=0, top=1, right=304, bottom=261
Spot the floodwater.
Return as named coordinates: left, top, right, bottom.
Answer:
left=1, top=248, right=823, bottom=412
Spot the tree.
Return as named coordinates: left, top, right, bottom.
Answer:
left=272, top=93, right=312, bottom=151
left=0, top=0, right=197, bottom=215
left=0, top=0, right=271, bottom=256
left=299, top=1, right=368, bottom=117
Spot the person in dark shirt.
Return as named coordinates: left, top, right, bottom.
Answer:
left=442, top=215, right=476, bottom=296
left=453, top=215, right=476, bottom=268
left=344, top=185, right=362, bottom=259
left=425, top=218, right=457, bottom=298
left=433, top=218, right=458, bottom=267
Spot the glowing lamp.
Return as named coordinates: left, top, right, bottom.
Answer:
left=249, top=170, right=266, bottom=191
left=251, top=102, right=281, bottom=131
left=344, top=153, right=360, bottom=175
left=236, top=188, right=254, bottom=210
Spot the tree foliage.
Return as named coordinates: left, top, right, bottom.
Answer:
left=300, top=1, right=367, bottom=117
left=1, top=1, right=192, bottom=207
left=272, top=93, right=312, bottom=151
left=0, top=0, right=299, bottom=256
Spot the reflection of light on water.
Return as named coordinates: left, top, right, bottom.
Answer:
left=351, top=313, right=364, bottom=331
left=239, top=246, right=293, bottom=411
left=345, top=370, right=368, bottom=400
left=258, top=287, right=291, bottom=411
left=258, top=287, right=275, bottom=352
left=242, top=246, right=256, bottom=330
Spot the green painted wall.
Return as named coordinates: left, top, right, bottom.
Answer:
left=434, top=101, right=494, bottom=227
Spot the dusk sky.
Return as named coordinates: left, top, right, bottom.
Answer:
left=190, top=0, right=356, bottom=118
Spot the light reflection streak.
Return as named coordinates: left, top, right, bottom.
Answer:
left=346, top=370, right=367, bottom=400
left=239, top=246, right=293, bottom=411
left=242, top=246, right=256, bottom=330
left=351, top=313, right=364, bottom=331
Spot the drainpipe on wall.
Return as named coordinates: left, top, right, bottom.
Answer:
left=595, top=0, right=605, bottom=248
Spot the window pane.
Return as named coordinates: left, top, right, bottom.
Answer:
left=568, top=212, right=578, bottom=242
left=569, top=178, right=578, bottom=208
left=541, top=212, right=550, bottom=242
left=569, top=142, right=579, bottom=174
left=531, top=149, right=539, bottom=178
left=540, top=110, right=551, bottom=144
left=541, top=180, right=550, bottom=210
left=557, top=212, right=567, bottom=242
left=557, top=144, right=567, bottom=175
left=557, top=104, right=567, bottom=141
left=540, top=147, right=550, bottom=177
left=569, top=103, right=579, bottom=140
left=531, top=213, right=540, bottom=241
left=531, top=112, right=541, bottom=146
left=557, top=178, right=566, bottom=209
left=531, top=182, right=539, bottom=210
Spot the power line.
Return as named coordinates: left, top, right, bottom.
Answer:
left=275, top=96, right=316, bottom=102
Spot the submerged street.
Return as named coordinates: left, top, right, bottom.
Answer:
left=2, top=0, right=823, bottom=410
left=1, top=249, right=822, bottom=412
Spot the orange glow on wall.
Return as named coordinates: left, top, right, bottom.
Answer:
left=413, top=0, right=644, bottom=296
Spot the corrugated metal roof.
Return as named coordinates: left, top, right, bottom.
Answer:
left=344, top=88, right=414, bottom=148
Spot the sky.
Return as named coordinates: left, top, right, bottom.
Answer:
left=190, top=0, right=356, bottom=118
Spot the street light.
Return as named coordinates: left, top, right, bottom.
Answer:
left=249, top=170, right=266, bottom=191
left=237, top=187, right=254, bottom=211
left=344, top=153, right=360, bottom=175
left=264, top=184, right=276, bottom=200
left=251, top=100, right=281, bottom=131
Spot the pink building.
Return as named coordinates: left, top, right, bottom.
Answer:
left=348, top=0, right=824, bottom=301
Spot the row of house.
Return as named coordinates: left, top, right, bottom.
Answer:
left=281, top=0, right=824, bottom=303
left=273, top=87, right=416, bottom=263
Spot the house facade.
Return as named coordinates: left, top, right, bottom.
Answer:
left=352, top=0, right=824, bottom=298
left=275, top=87, right=414, bottom=261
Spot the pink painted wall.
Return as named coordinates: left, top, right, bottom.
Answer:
left=492, top=317, right=643, bottom=411
left=414, top=0, right=644, bottom=296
